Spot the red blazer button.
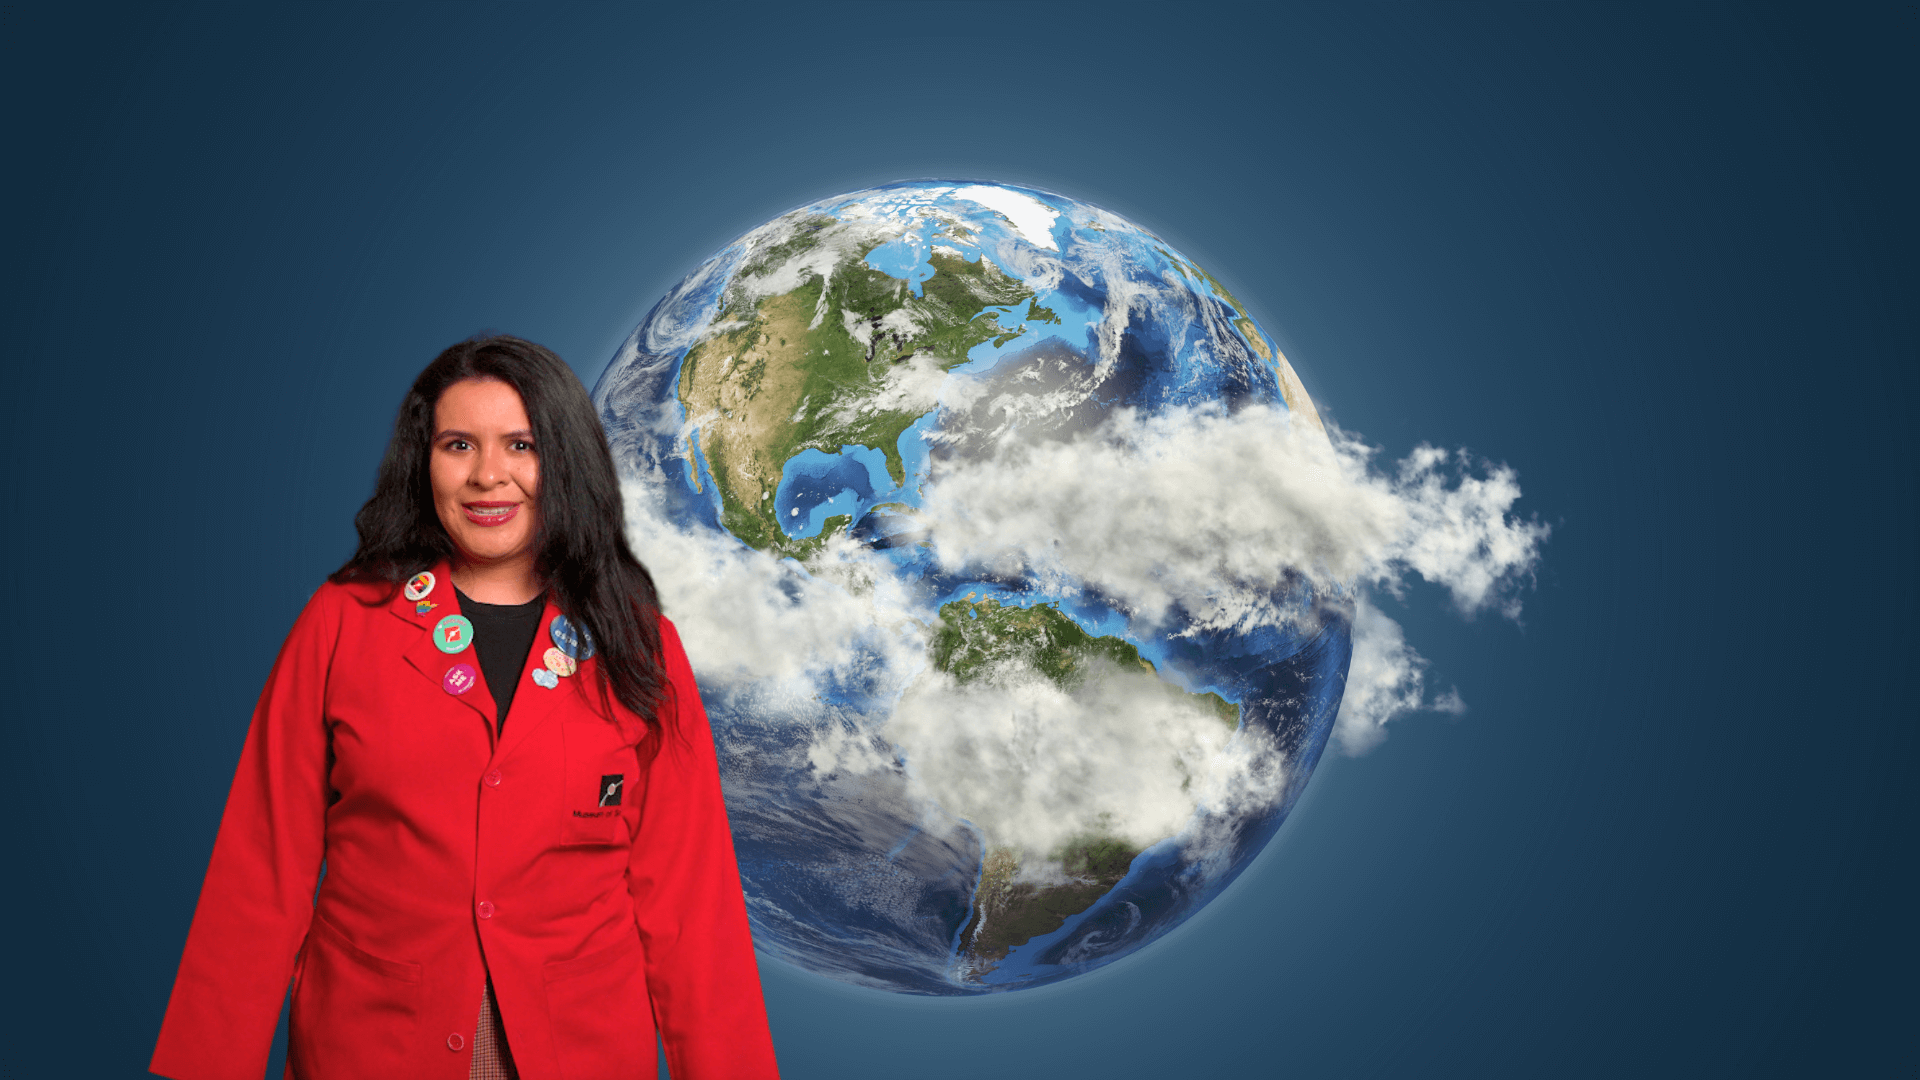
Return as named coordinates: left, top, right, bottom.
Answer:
left=447, top=1033, right=465, bottom=1051
left=477, top=900, right=495, bottom=919
left=485, top=769, right=503, bottom=787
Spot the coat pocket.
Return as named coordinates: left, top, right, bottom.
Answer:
left=543, top=930, right=654, bottom=1080
left=561, top=719, right=640, bottom=847
left=288, top=913, right=424, bottom=1077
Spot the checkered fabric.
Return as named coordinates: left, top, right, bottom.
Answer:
left=469, top=976, right=521, bottom=1080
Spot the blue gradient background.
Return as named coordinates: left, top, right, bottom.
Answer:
left=5, top=4, right=1914, bottom=1077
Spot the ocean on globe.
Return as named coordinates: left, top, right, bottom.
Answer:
left=592, top=181, right=1353, bottom=994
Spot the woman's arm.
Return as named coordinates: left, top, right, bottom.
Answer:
left=150, top=586, right=339, bottom=1080
left=628, top=617, right=780, bottom=1079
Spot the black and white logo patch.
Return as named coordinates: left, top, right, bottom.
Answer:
left=598, top=774, right=624, bottom=807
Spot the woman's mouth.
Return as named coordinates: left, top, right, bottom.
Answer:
left=462, top=502, right=520, bottom=527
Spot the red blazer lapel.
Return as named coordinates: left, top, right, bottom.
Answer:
left=392, top=562, right=500, bottom=733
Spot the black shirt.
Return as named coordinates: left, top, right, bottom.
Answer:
left=453, top=586, right=546, bottom=730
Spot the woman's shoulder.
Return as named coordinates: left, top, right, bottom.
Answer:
left=655, top=613, right=693, bottom=668
left=292, top=576, right=404, bottom=635
left=315, top=575, right=399, bottom=609
left=275, top=576, right=427, bottom=655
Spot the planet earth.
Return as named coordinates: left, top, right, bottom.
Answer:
left=592, top=181, right=1353, bottom=994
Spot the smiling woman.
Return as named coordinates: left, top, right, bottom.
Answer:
left=149, top=336, right=779, bottom=1080
left=430, top=378, right=544, bottom=602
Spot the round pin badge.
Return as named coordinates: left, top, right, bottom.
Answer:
left=531, top=668, right=559, bottom=690
left=443, top=663, right=478, bottom=695
left=549, top=614, right=596, bottom=660
left=543, top=647, right=577, bottom=678
left=404, top=571, right=436, bottom=602
left=433, top=614, right=474, bottom=654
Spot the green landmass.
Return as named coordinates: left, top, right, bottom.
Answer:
left=736, top=214, right=834, bottom=279
left=677, top=232, right=1033, bottom=557
left=930, top=595, right=1240, bottom=729
left=1025, top=301, right=1061, bottom=325
left=779, top=514, right=852, bottom=563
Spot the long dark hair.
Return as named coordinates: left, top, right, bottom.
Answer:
left=332, top=334, right=668, bottom=736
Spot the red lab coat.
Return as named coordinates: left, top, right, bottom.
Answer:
left=149, top=565, right=779, bottom=1080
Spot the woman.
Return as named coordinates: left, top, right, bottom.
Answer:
left=150, top=336, right=779, bottom=1080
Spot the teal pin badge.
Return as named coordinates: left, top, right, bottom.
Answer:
left=434, top=614, right=474, bottom=655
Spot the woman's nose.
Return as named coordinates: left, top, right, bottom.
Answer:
left=474, top=445, right=508, bottom=486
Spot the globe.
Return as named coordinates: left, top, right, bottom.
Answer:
left=593, top=181, right=1353, bottom=994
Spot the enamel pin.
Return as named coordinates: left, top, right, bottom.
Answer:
left=404, top=571, right=436, bottom=602
left=543, top=647, right=577, bottom=678
left=531, top=668, right=559, bottom=690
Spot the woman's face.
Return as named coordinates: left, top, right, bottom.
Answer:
left=430, top=377, right=540, bottom=571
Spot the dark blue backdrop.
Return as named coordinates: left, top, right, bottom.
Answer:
left=6, top=4, right=1914, bottom=1077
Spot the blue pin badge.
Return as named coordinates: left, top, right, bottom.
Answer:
left=549, top=614, right=595, bottom=660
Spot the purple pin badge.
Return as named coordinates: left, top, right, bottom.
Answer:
left=443, top=663, right=478, bottom=696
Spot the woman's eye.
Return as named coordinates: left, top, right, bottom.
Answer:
left=513, top=440, right=535, bottom=452
left=446, top=439, right=472, bottom=452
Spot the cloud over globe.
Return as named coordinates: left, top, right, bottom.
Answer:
left=592, top=181, right=1544, bottom=993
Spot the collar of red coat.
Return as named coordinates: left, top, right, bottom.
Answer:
left=389, top=560, right=596, bottom=753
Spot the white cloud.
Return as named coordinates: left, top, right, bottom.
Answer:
left=621, top=472, right=929, bottom=702
left=914, top=402, right=1547, bottom=634
left=873, top=658, right=1245, bottom=855
left=844, top=352, right=947, bottom=419
left=1333, top=596, right=1465, bottom=755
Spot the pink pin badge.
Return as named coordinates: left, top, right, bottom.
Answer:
left=443, top=663, right=478, bottom=696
